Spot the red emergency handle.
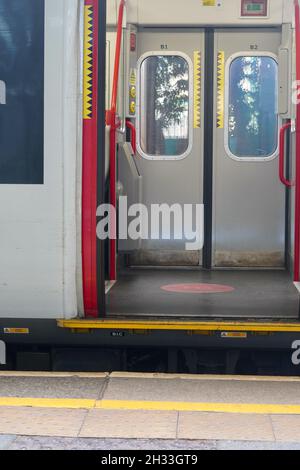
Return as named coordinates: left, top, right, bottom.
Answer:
left=126, top=120, right=137, bottom=155
left=279, top=121, right=294, bottom=188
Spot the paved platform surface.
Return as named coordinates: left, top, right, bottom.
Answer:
left=2, top=436, right=300, bottom=450
left=1, top=372, right=300, bottom=446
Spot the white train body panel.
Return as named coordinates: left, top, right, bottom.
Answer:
left=107, top=0, right=293, bottom=26
left=0, top=0, right=82, bottom=319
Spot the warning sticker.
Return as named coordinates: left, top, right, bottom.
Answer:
left=129, top=69, right=137, bottom=86
left=203, top=0, right=222, bottom=6
left=4, top=328, right=29, bottom=335
left=221, top=332, right=248, bottom=339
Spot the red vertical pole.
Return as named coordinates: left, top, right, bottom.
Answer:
left=294, top=0, right=300, bottom=281
left=82, top=0, right=99, bottom=317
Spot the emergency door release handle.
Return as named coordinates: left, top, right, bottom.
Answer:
left=126, top=120, right=136, bottom=155
left=279, top=121, right=294, bottom=187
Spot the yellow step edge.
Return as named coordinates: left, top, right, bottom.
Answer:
left=57, top=319, right=300, bottom=332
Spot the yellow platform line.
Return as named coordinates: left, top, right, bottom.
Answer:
left=98, top=400, right=300, bottom=415
left=1, top=397, right=300, bottom=415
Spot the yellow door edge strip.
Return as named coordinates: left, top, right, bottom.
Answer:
left=217, top=51, right=225, bottom=129
left=57, top=319, right=300, bottom=332
left=83, top=4, right=94, bottom=120
left=1, top=397, right=300, bottom=416
left=193, top=51, right=201, bottom=129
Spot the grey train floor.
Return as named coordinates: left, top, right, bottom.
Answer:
left=106, top=269, right=300, bottom=319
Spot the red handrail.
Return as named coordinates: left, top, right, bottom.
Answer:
left=107, top=0, right=126, bottom=123
left=126, top=120, right=137, bottom=154
left=107, top=0, right=126, bottom=281
left=294, top=0, right=300, bottom=281
left=279, top=121, right=293, bottom=187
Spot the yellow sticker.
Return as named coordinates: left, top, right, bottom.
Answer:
left=203, top=0, right=216, bottom=6
left=221, top=332, right=248, bottom=339
left=217, top=51, right=225, bottom=129
left=129, top=69, right=137, bottom=86
left=129, top=101, right=136, bottom=115
left=193, top=51, right=201, bottom=129
left=130, top=86, right=136, bottom=99
left=4, top=328, right=29, bottom=335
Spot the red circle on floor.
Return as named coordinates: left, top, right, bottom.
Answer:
left=161, top=283, right=235, bottom=294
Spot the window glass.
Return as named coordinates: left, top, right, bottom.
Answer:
left=140, top=55, right=190, bottom=158
left=0, top=0, right=44, bottom=184
left=228, top=56, right=278, bottom=159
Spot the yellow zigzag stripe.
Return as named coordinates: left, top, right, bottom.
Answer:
left=83, top=5, right=94, bottom=120
left=193, top=51, right=201, bottom=129
left=217, top=51, right=225, bottom=129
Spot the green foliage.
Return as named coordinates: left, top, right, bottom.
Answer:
left=153, top=56, right=189, bottom=130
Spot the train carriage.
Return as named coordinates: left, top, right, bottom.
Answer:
left=1, top=0, right=300, bottom=373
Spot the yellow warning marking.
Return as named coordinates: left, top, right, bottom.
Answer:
left=129, top=69, right=137, bottom=86
left=193, top=51, right=201, bottom=129
left=203, top=0, right=216, bottom=6
left=98, top=400, right=300, bottom=415
left=217, top=51, right=225, bottom=129
left=83, top=5, right=94, bottom=120
left=3, top=328, right=29, bottom=334
left=1, top=397, right=300, bottom=415
left=58, top=319, right=300, bottom=333
left=221, top=332, right=248, bottom=339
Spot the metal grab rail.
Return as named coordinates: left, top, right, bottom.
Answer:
left=279, top=121, right=294, bottom=187
left=107, top=0, right=126, bottom=281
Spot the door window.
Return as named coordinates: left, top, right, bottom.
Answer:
left=138, top=54, right=192, bottom=160
left=226, top=55, right=278, bottom=161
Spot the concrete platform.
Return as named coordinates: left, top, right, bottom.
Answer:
left=103, top=373, right=300, bottom=405
left=1, top=372, right=300, bottom=445
left=0, top=374, right=107, bottom=399
left=3, top=435, right=300, bottom=450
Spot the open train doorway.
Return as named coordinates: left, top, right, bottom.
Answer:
left=105, top=6, right=300, bottom=320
